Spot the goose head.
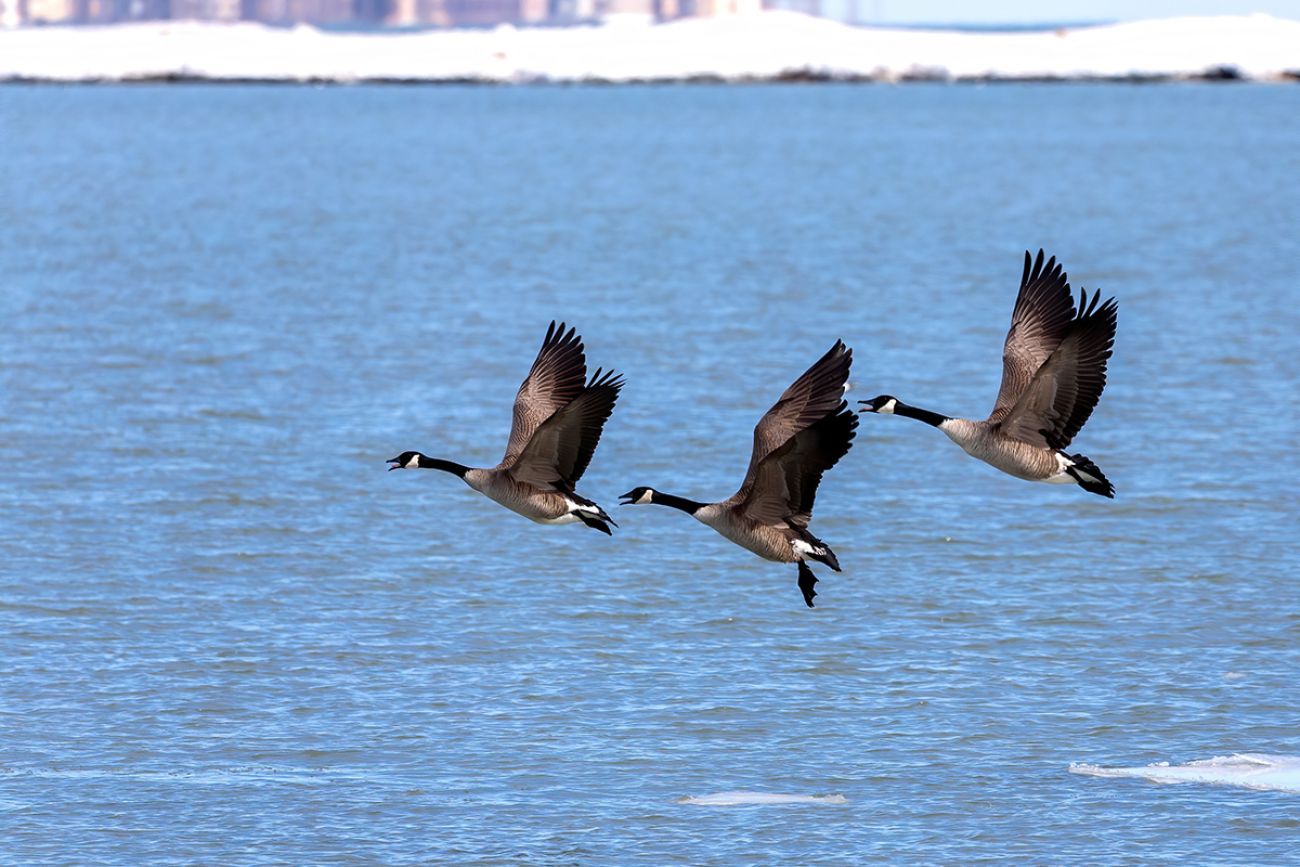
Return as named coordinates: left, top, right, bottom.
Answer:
left=387, top=451, right=425, bottom=471
left=858, top=395, right=899, bottom=414
left=619, top=486, right=657, bottom=506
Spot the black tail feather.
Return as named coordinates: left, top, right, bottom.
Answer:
left=797, top=560, right=818, bottom=608
left=575, top=512, right=614, bottom=535
left=814, top=547, right=841, bottom=573
left=800, top=534, right=841, bottom=572
left=566, top=489, right=617, bottom=528
left=1065, top=452, right=1114, bottom=499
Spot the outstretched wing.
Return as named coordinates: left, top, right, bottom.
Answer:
left=994, top=289, right=1118, bottom=449
left=503, top=321, right=586, bottom=463
left=988, top=250, right=1077, bottom=423
left=739, top=402, right=858, bottom=528
left=509, top=368, right=624, bottom=488
left=740, top=340, right=852, bottom=495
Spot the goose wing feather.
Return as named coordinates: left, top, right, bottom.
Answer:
left=989, top=250, right=1077, bottom=423
left=510, top=368, right=624, bottom=488
left=740, top=340, right=852, bottom=489
left=994, top=289, right=1118, bottom=449
left=738, top=402, right=858, bottom=528
left=503, top=321, right=587, bottom=463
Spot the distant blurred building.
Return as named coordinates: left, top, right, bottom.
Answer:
left=763, top=0, right=815, bottom=14
left=16, top=0, right=77, bottom=23
left=438, top=0, right=547, bottom=26
left=598, top=0, right=650, bottom=16
left=171, top=0, right=239, bottom=19
left=1, top=0, right=803, bottom=25
left=549, top=0, right=592, bottom=22
left=674, top=0, right=761, bottom=15
left=241, top=0, right=352, bottom=22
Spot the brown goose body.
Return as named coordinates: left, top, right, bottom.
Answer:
left=389, top=321, right=623, bottom=534
left=861, top=250, right=1117, bottom=498
left=935, top=419, right=1069, bottom=483
left=461, top=470, right=590, bottom=523
left=622, top=341, right=857, bottom=608
left=690, top=503, right=821, bottom=564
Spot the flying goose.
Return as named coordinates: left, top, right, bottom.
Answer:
left=620, top=341, right=857, bottom=608
left=389, top=321, right=623, bottom=534
left=859, top=250, right=1117, bottom=497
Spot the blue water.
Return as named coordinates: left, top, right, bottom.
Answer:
left=1, top=84, right=1298, bottom=863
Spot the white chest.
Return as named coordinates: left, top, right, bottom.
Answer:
left=938, top=418, right=982, bottom=450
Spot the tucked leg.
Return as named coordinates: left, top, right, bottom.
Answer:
left=797, top=560, right=818, bottom=608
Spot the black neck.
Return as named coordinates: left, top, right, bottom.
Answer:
left=418, top=456, right=470, bottom=478
left=652, top=492, right=707, bottom=514
left=894, top=401, right=950, bottom=428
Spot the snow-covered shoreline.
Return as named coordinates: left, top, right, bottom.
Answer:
left=2, top=12, right=1298, bottom=84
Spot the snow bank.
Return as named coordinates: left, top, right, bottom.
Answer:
left=1, top=13, right=1298, bottom=84
left=1070, top=753, right=1300, bottom=794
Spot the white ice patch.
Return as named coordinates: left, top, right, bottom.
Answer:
left=1069, top=754, right=1300, bottom=794
left=679, top=790, right=848, bottom=806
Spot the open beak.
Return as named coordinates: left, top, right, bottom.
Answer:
left=618, top=490, right=637, bottom=506
left=857, top=401, right=876, bottom=413
left=387, top=457, right=402, bottom=471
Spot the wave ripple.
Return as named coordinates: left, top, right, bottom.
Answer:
left=679, top=791, right=848, bottom=806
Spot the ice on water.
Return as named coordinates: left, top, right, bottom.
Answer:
left=1070, top=754, right=1300, bottom=794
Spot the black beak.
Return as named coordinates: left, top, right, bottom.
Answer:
left=857, top=401, right=876, bottom=413
left=387, top=457, right=402, bottom=471
left=618, top=490, right=637, bottom=506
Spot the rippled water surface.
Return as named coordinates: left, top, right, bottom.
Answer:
left=2, top=84, right=1298, bottom=863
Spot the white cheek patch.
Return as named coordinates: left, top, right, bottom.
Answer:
left=405, top=455, right=420, bottom=469
left=878, top=399, right=897, bottom=414
left=636, top=490, right=654, bottom=505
